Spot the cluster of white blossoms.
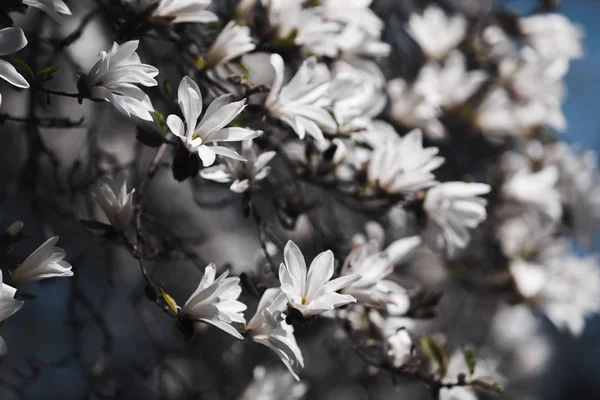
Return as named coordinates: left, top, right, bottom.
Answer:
left=2, top=0, right=600, bottom=399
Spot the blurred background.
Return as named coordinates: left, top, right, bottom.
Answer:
left=0, top=0, right=599, bottom=399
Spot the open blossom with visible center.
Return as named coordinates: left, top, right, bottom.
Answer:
left=519, top=13, right=583, bottom=61
left=0, top=271, right=23, bottom=356
left=0, top=27, right=30, bottom=106
left=240, top=366, right=308, bottom=400
left=167, top=76, right=262, bottom=167
left=181, top=264, right=247, bottom=339
left=84, top=40, right=159, bottom=121
left=341, top=236, right=421, bottom=310
left=406, top=5, right=467, bottom=60
left=246, top=288, right=304, bottom=380
left=415, top=51, right=487, bottom=110
left=200, top=140, right=275, bottom=193
left=367, top=129, right=445, bottom=194
left=502, top=165, right=562, bottom=222
left=23, top=0, right=71, bottom=23
left=386, top=328, right=413, bottom=368
left=92, top=172, right=135, bottom=232
left=11, top=236, right=73, bottom=285
left=424, top=182, right=491, bottom=257
left=265, top=54, right=337, bottom=143
left=278, top=241, right=360, bottom=318
left=204, top=21, right=255, bottom=69
left=125, top=0, right=217, bottom=24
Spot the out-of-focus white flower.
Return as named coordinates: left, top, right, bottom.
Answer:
left=91, top=172, right=135, bottom=232
left=11, top=237, right=73, bottom=285
left=266, top=54, right=337, bottom=142
left=519, top=13, right=583, bottom=61
left=321, top=0, right=383, bottom=37
left=510, top=243, right=600, bottom=336
left=367, top=129, right=444, bottom=194
left=200, top=140, right=275, bottom=193
left=0, top=270, right=23, bottom=356
left=341, top=236, right=420, bottom=308
left=204, top=21, right=255, bottom=69
left=23, top=0, right=71, bottom=23
left=328, top=60, right=386, bottom=129
left=125, top=0, right=217, bottom=24
left=502, top=165, right=561, bottom=222
left=386, top=328, right=413, bottom=368
left=85, top=40, right=159, bottom=121
left=0, top=27, right=30, bottom=106
left=424, top=182, right=491, bottom=256
left=181, top=264, right=247, bottom=339
left=246, top=288, right=304, bottom=380
left=336, top=24, right=391, bottom=59
left=416, top=51, right=487, bottom=109
left=167, top=76, right=262, bottom=166
left=475, top=87, right=519, bottom=141
left=406, top=5, right=467, bottom=60
left=482, top=25, right=516, bottom=60
left=239, top=366, right=308, bottom=400
left=543, top=142, right=600, bottom=247
left=387, top=78, right=445, bottom=139
left=278, top=240, right=360, bottom=318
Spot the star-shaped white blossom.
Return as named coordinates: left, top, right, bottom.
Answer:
left=424, top=182, right=491, bottom=257
left=181, top=264, right=247, bottom=339
left=125, top=0, right=217, bottom=24
left=23, top=0, right=71, bottom=23
left=167, top=76, right=262, bottom=167
left=278, top=241, right=360, bottom=318
left=85, top=40, right=159, bottom=121
left=92, top=172, right=135, bottom=232
left=367, top=129, right=445, bottom=194
left=406, top=5, right=466, bottom=60
left=204, top=21, right=256, bottom=69
left=266, top=54, right=337, bottom=142
left=0, top=270, right=23, bottom=356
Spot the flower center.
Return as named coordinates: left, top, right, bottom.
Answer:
left=301, top=297, right=308, bottom=305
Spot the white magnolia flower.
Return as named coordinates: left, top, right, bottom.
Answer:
left=387, top=77, right=445, bottom=139
left=336, top=25, right=391, bottom=59
left=278, top=240, right=360, bottom=317
left=520, top=13, right=583, bottom=61
left=341, top=236, right=421, bottom=309
left=416, top=51, right=487, bottom=109
left=0, top=271, right=24, bottom=356
left=0, top=27, right=30, bottom=106
left=502, top=165, right=562, bottom=222
left=296, top=8, right=344, bottom=57
left=200, top=140, right=275, bottom=193
left=424, top=182, right=491, bottom=256
left=11, top=236, right=73, bottom=285
left=510, top=243, right=600, bottom=336
left=266, top=54, right=337, bottom=142
left=85, top=40, right=159, bottom=121
left=386, top=328, right=413, bottom=368
left=328, top=60, right=386, bottom=129
left=321, top=0, right=383, bottom=38
left=239, top=366, right=308, bottom=400
left=544, top=143, right=600, bottom=246
left=167, top=76, right=262, bottom=167
left=181, top=264, right=247, bottom=339
left=23, top=0, right=71, bottom=23
left=475, top=87, right=520, bottom=141
left=367, top=129, right=445, bottom=194
left=92, top=172, right=135, bottom=232
left=204, top=21, right=255, bottom=69
left=125, top=0, right=217, bottom=24
left=406, top=5, right=467, bottom=60
left=246, top=288, right=304, bottom=380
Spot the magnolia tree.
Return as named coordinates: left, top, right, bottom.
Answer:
left=0, top=0, right=596, bottom=399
